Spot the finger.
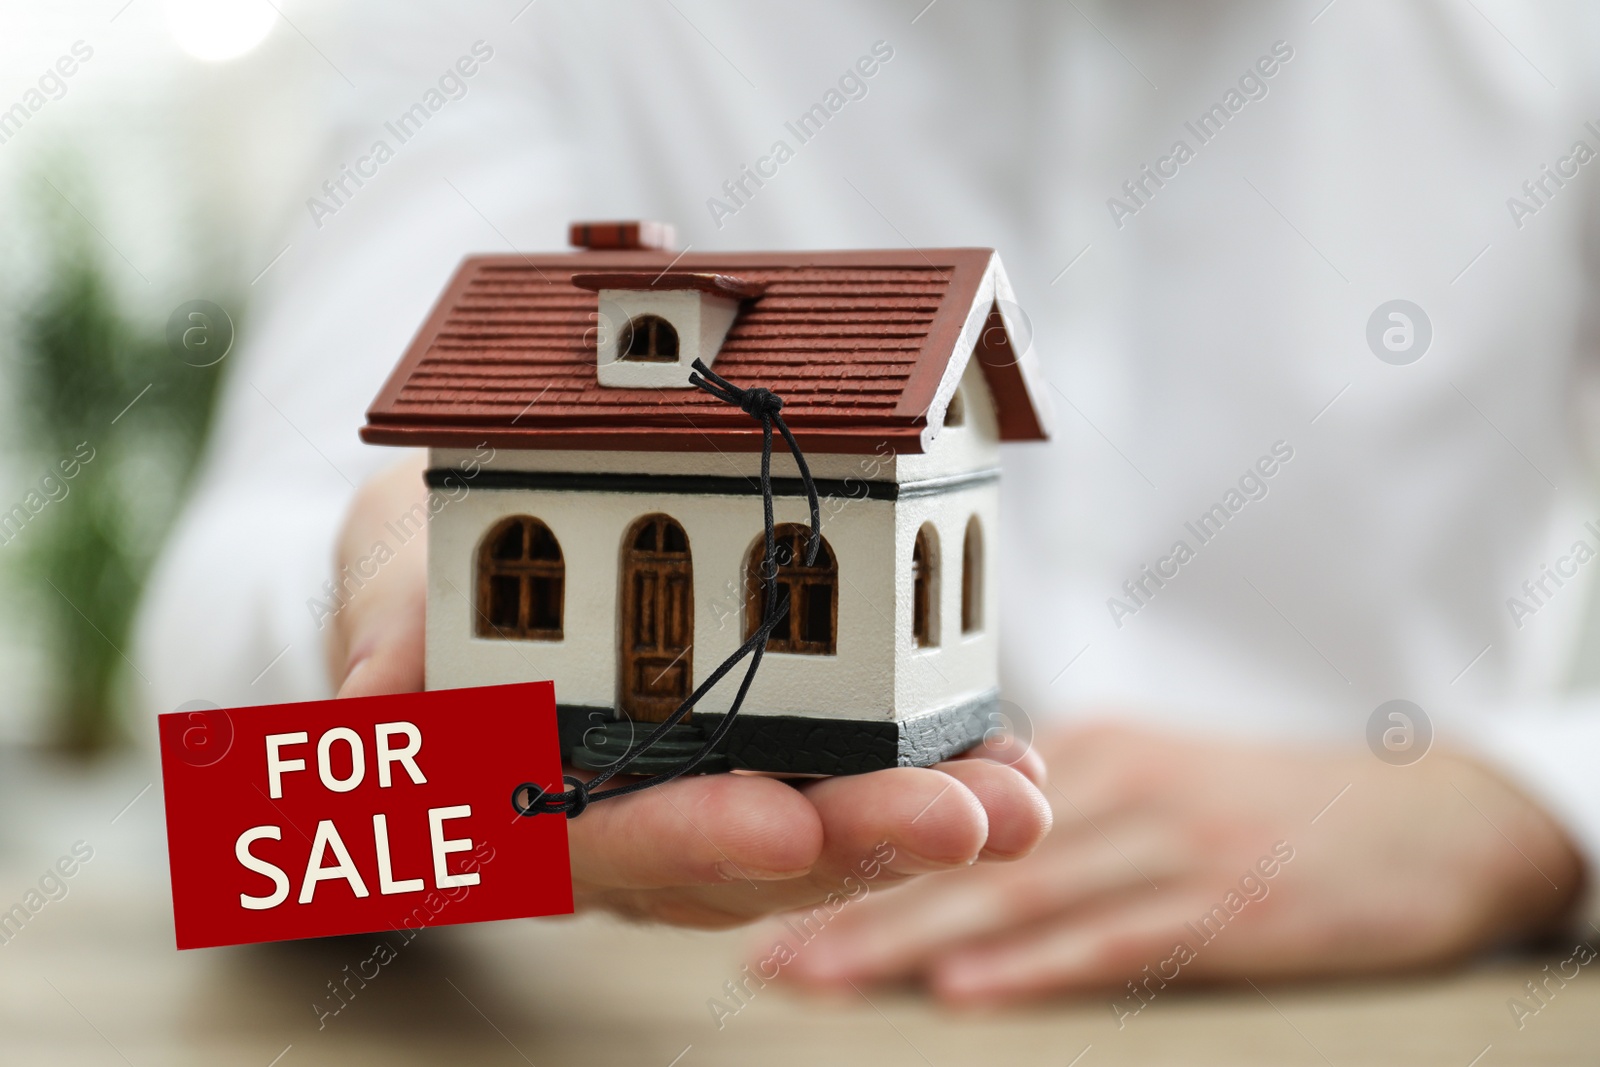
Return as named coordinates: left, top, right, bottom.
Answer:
left=568, top=772, right=823, bottom=893
left=950, top=744, right=1049, bottom=790
left=778, top=867, right=1017, bottom=986
left=678, top=759, right=1054, bottom=927
left=641, top=766, right=992, bottom=924
left=779, top=817, right=1168, bottom=986
left=927, top=889, right=1216, bottom=1006
left=802, top=766, right=991, bottom=878
left=1038, top=768, right=1157, bottom=849
left=335, top=588, right=425, bottom=698
left=328, top=452, right=427, bottom=695
left=1014, top=746, right=1049, bottom=789
left=931, top=759, right=1052, bottom=860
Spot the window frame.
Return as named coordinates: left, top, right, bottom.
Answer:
left=618, top=314, right=680, bottom=363
left=476, top=515, right=565, bottom=641
left=745, top=524, right=838, bottom=655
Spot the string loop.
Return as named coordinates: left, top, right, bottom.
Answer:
left=512, top=359, right=818, bottom=818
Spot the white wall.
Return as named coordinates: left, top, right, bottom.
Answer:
left=426, top=479, right=900, bottom=720
left=893, top=481, right=1001, bottom=716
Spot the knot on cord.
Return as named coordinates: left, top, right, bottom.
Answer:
left=737, top=387, right=782, bottom=420
left=513, top=775, right=590, bottom=820
left=688, top=359, right=784, bottom=424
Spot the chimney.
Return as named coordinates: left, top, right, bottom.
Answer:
left=569, top=220, right=676, bottom=252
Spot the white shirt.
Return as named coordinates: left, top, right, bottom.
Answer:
left=135, top=0, right=1600, bottom=892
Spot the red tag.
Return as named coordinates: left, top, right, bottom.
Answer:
left=159, top=681, right=572, bottom=949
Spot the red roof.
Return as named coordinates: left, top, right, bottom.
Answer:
left=362, top=247, right=1050, bottom=454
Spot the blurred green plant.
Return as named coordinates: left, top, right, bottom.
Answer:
left=8, top=177, right=232, bottom=751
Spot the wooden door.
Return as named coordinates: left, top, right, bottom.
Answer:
left=620, top=515, right=693, bottom=722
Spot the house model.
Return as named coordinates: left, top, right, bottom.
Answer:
left=361, top=221, right=1051, bottom=776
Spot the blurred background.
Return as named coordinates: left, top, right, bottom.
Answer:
left=0, top=2, right=299, bottom=751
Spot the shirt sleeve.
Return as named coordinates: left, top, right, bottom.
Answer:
left=1462, top=702, right=1600, bottom=932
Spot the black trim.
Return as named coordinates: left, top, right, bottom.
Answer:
left=553, top=691, right=997, bottom=776
left=428, top=467, right=998, bottom=501
left=556, top=704, right=615, bottom=757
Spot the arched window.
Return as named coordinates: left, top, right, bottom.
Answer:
left=961, top=515, right=983, bottom=633
left=746, top=524, right=837, bottom=655
left=477, top=516, right=564, bottom=640
left=619, top=315, right=679, bottom=362
left=912, top=523, right=939, bottom=648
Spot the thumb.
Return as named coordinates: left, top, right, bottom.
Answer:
left=335, top=581, right=426, bottom=698
left=326, top=454, right=430, bottom=698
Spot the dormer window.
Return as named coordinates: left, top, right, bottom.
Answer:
left=620, top=315, right=680, bottom=362
left=572, top=271, right=765, bottom=388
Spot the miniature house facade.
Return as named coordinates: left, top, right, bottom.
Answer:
left=362, top=223, right=1050, bottom=775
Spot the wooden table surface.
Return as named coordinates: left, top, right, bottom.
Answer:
left=2, top=751, right=1596, bottom=1066
left=4, top=897, right=1597, bottom=1066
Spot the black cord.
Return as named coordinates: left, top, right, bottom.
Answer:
left=512, top=359, right=821, bottom=818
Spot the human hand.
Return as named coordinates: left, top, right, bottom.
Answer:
left=763, top=720, right=1583, bottom=1005
left=327, top=451, right=431, bottom=700
left=328, top=456, right=1055, bottom=927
